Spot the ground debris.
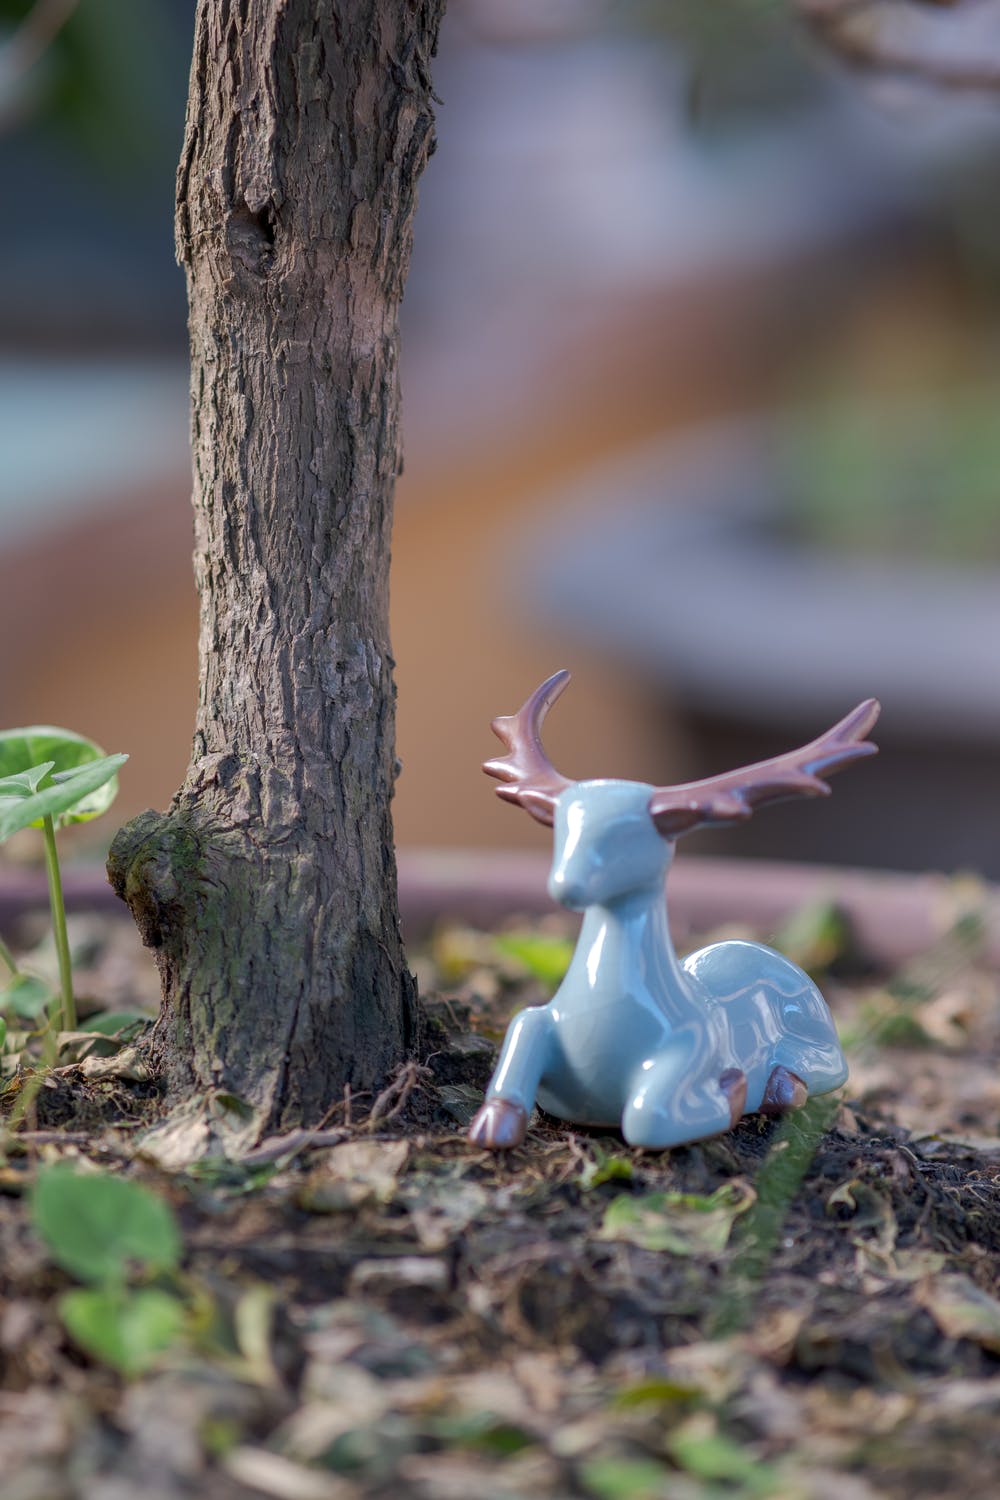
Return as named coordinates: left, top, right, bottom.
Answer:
left=0, top=912, right=999, bottom=1497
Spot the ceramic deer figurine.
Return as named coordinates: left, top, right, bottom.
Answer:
left=468, top=672, right=879, bottom=1151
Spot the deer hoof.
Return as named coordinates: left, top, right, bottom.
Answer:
left=760, top=1066, right=808, bottom=1117
left=468, top=1098, right=528, bottom=1150
left=718, top=1068, right=748, bottom=1127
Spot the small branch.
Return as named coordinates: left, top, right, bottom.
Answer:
left=366, top=1060, right=431, bottom=1128
left=237, top=1126, right=352, bottom=1168
left=799, top=0, right=1000, bottom=94
left=0, top=0, right=79, bottom=129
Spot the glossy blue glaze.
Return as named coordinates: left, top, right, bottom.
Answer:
left=480, top=779, right=848, bottom=1150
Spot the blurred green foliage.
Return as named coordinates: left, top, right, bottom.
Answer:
left=617, top=0, right=817, bottom=129
left=781, top=386, right=1000, bottom=564
left=0, top=0, right=189, bottom=177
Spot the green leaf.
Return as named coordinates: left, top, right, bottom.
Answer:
left=0, top=727, right=103, bottom=780
left=612, top=1376, right=701, bottom=1409
left=0, top=755, right=127, bottom=841
left=0, top=726, right=127, bottom=835
left=597, top=1182, right=755, bottom=1256
left=581, top=1456, right=669, bottom=1500
left=667, top=1425, right=768, bottom=1485
left=32, top=1166, right=181, bottom=1284
left=0, top=1015, right=6, bottom=1051
left=80, top=1011, right=153, bottom=1037
left=59, top=1287, right=184, bottom=1377
left=579, top=1146, right=634, bottom=1190
left=771, top=899, right=852, bottom=976
left=0, top=972, right=54, bottom=1019
left=429, top=1410, right=534, bottom=1456
left=0, top=762, right=56, bottom=797
left=494, top=931, right=574, bottom=987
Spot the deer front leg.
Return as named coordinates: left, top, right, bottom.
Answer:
left=468, top=1005, right=556, bottom=1150
left=621, top=1031, right=738, bottom=1149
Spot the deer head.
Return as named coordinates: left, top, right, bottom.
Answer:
left=485, top=671, right=880, bottom=909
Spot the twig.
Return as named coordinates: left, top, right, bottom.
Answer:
left=0, top=0, right=79, bottom=129
left=238, top=1126, right=352, bottom=1168
left=2, top=1128, right=89, bottom=1146
left=366, top=1059, right=430, bottom=1128
left=799, top=0, right=1000, bottom=94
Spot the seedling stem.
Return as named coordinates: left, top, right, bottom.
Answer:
left=42, top=814, right=75, bottom=1031
left=0, top=935, right=19, bottom=980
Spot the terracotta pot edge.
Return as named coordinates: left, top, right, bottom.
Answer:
left=1, top=851, right=995, bottom=971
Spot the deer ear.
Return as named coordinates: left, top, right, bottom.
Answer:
left=521, top=790, right=559, bottom=826
left=651, top=792, right=754, bottom=838
left=649, top=804, right=698, bottom=838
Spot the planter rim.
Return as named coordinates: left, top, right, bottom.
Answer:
left=397, top=849, right=1000, bottom=970
left=3, top=849, right=989, bottom=973
left=516, top=420, right=1000, bottom=742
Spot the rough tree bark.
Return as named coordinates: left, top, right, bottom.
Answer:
left=108, top=0, right=445, bottom=1140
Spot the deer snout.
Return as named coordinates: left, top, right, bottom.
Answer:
left=547, top=863, right=590, bottom=911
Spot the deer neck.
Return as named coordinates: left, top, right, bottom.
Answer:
left=561, top=876, right=691, bottom=1024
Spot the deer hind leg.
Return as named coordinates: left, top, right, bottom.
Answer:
left=766, top=1005, right=848, bottom=1105
left=759, top=1065, right=809, bottom=1116
left=621, top=1036, right=737, bottom=1150
left=468, top=1005, right=556, bottom=1150
left=756, top=1031, right=847, bottom=1117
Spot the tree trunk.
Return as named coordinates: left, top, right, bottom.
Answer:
left=108, top=0, right=445, bottom=1139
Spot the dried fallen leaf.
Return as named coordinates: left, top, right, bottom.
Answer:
left=913, top=1133, right=1000, bottom=1158
left=348, top=1257, right=449, bottom=1295
left=915, top=1274, right=1000, bottom=1355
left=826, top=1179, right=897, bottom=1270
left=55, top=1030, right=124, bottom=1064
left=233, top=1284, right=281, bottom=1388
left=887, top=1249, right=947, bottom=1283
left=400, top=1172, right=489, bottom=1250
left=435, top=1083, right=484, bottom=1127
left=597, top=1182, right=755, bottom=1256
left=79, top=1045, right=152, bottom=1081
left=298, top=1139, right=409, bottom=1212
left=744, top=1307, right=807, bottom=1365
left=279, top=1372, right=393, bottom=1461
left=138, top=1107, right=211, bottom=1169
left=224, top=1446, right=355, bottom=1500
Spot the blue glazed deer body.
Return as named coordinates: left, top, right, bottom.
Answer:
left=468, top=674, right=879, bottom=1151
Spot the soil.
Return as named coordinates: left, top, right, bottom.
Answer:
left=1, top=893, right=999, bottom=1500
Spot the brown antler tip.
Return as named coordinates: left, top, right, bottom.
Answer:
left=482, top=670, right=575, bottom=826
left=847, top=697, right=881, bottom=745
left=649, top=694, right=881, bottom=839
left=542, top=667, right=572, bottom=696
left=819, top=697, right=881, bottom=767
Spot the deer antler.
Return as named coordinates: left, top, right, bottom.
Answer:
left=484, top=670, right=575, bottom=826
left=649, top=699, right=880, bottom=838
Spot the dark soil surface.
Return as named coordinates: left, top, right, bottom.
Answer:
left=1, top=893, right=999, bottom=1500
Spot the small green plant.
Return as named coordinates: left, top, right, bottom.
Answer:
left=31, top=1164, right=184, bottom=1377
left=492, top=929, right=575, bottom=988
left=0, top=727, right=127, bottom=1031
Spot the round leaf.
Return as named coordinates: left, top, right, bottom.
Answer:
left=32, top=1166, right=181, bottom=1284
left=0, top=754, right=127, bottom=843
left=81, top=1011, right=154, bottom=1037
left=0, top=972, right=55, bottom=1019
left=0, top=726, right=127, bottom=830
left=59, top=1287, right=185, bottom=1377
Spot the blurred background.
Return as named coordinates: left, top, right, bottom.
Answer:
left=3, top=0, right=1000, bottom=875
